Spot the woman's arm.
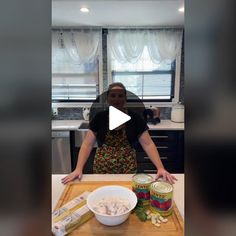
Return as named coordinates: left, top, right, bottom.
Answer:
left=75, top=130, right=97, bottom=172
left=138, top=130, right=177, bottom=184
left=61, top=130, right=96, bottom=184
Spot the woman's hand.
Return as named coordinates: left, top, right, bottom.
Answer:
left=156, top=168, right=178, bottom=184
left=61, top=169, right=83, bottom=184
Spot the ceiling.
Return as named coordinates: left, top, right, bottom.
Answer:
left=52, top=0, right=184, bottom=28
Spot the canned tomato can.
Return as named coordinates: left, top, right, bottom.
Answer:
left=150, top=181, right=173, bottom=216
left=132, top=173, right=154, bottom=206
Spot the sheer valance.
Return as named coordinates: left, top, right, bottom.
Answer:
left=52, top=29, right=100, bottom=65
left=108, top=29, right=183, bottom=63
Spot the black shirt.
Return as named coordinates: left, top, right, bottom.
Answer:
left=89, top=110, right=149, bottom=148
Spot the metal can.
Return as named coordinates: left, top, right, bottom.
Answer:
left=150, top=181, right=173, bottom=216
left=132, top=173, right=154, bottom=206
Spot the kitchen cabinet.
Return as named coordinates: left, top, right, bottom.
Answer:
left=74, top=147, right=96, bottom=174
left=71, top=131, right=96, bottom=174
left=136, top=130, right=184, bottom=173
left=71, top=130, right=184, bottom=174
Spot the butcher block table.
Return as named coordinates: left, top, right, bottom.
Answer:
left=52, top=174, right=184, bottom=236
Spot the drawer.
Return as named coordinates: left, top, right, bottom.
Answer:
left=137, top=162, right=183, bottom=174
left=148, top=131, right=179, bottom=142
left=137, top=163, right=156, bottom=174
left=150, top=131, right=178, bottom=147
left=136, top=151, right=171, bottom=163
left=151, top=139, right=179, bottom=149
left=149, top=131, right=183, bottom=144
left=136, top=151, right=184, bottom=173
left=135, top=143, right=179, bottom=154
left=135, top=131, right=183, bottom=151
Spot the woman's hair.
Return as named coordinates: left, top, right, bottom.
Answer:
left=107, top=82, right=126, bottom=95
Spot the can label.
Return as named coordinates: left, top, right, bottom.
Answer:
left=150, top=181, right=173, bottom=216
left=132, top=174, right=153, bottom=206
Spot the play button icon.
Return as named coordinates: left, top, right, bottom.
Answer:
left=109, top=106, right=131, bottom=130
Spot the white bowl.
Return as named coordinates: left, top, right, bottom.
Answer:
left=87, top=185, right=137, bottom=226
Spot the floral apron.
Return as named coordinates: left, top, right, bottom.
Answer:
left=93, top=128, right=137, bottom=174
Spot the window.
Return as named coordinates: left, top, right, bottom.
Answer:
left=108, top=29, right=183, bottom=103
left=52, top=30, right=101, bottom=102
left=111, top=47, right=175, bottom=101
left=52, top=29, right=182, bottom=103
left=52, top=59, right=99, bottom=101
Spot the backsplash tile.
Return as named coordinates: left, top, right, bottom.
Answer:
left=56, top=108, right=83, bottom=120
left=53, top=107, right=171, bottom=120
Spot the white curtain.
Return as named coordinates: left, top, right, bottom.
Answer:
left=52, top=30, right=64, bottom=64
left=147, top=30, right=183, bottom=62
left=52, top=29, right=100, bottom=65
left=108, top=30, right=145, bottom=63
left=108, top=29, right=183, bottom=63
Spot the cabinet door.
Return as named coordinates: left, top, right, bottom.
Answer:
left=73, top=147, right=96, bottom=174
left=136, top=130, right=184, bottom=173
left=136, top=151, right=169, bottom=163
left=137, top=161, right=182, bottom=174
left=137, top=163, right=156, bottom=174
left=71, top=130, right=96, bottom=174
left=149, top=131, right=179, bottom=150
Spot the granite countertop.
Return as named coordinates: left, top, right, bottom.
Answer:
left=52, top=174, right=184, bottom=219
left=52, top=119, right=184, bottom=131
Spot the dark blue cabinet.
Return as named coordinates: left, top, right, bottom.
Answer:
left=71, top=130, right=184, bottom=174
left=137, top=130, right=184, bottom=174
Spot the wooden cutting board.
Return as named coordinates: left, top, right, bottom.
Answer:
left=54, top=181, right=184, bottom=236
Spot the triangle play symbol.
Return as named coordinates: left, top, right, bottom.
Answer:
left=109, top=106, right=131, bottom=130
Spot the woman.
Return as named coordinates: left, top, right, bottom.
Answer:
left=62, top=83, right=177, bottom=184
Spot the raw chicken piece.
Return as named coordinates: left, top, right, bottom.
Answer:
left=93, top=197, right=130, bottom=215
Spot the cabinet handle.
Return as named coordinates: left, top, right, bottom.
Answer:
left=144, top=170, right=156, bottom=173
left=151, top=135, right=168, bottom=138
left=144, top=156, right=168, bottom=160
left=157, top=146, right=168, bottom=149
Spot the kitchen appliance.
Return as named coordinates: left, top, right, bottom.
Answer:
left=143, top=106, right=160, bottom=125
left=171, top=103, right=184, bottom=123
left=52, top=131, right=71, bottom=174
left=82, top=107, right=90, bottom=121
